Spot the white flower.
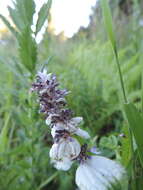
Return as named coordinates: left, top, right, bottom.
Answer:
left=46, top=115, right=53, bottom=126
left=76, top=156, right=126, bottom=190
left=51, top=157, right=73, bottom=171
left=50, top=137, right=81, bottom=160
left=51, top=123, right=65, bottom=137
left=45, top=114, right=59, bottom=126
left=68, top=117, right=90, bottom=139
left=70, top=117, right=83, bottom=126
left=38, top=69, right=52, bottom=83
left=75, top=128, right=90, bottom=139
left=51, top=121, right=90, bottom=139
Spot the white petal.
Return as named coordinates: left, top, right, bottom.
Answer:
left=45, top=114, right=59, bottom=126
left=52, top=157, right=73, bottom=171
left=38, top=70, right=52, bottom=83
left=70, top=117, right=83, bottom=126
left=51, top=123, right=65, bottom=138
left=76, top=164, right=108, bottom=190
left=76, top=156, right=126, bottom=190
left=39, top=88, right=48, bottom=95
left=49, top=144, right=59, bottom=159
left=50, top=137, right=81, bottom=160
left=88, top=156, right=126, bottom=181
left=75, top=128, right=90, bottom=139
left=45, top=115, right=52, bottom=126
left=90, top=147, right=101, bottom=154
left=56, top=98, right=66, bottom=103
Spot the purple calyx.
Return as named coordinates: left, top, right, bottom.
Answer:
left=75, top=144, right=91, bottom=163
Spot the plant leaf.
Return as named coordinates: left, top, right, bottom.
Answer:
left=0, top=14, right=18, bottom=38
left=121, top=124, right=132, bottom=167
left=18, top=27, right=37, bottom=72
left=38, top=172, right=58, bottom=190
left=0, top=114, right=11, bottom=153
left=8, top=0, right=35, bottom=32
left=100, top=0, right=116, bottom=49
left=35, top=0, right=52, bottom=35
left=124, top=102, right=143, bottom=167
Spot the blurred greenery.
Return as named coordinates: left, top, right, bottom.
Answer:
left=0, top=0, right=143, bottom=189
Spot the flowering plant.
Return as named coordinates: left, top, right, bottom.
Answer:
left=31, top=69, right=126, bottom=190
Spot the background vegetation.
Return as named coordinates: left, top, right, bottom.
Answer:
left=0, top=0, right=143, bottom=189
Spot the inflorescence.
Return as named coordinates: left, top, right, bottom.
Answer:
left=31, top=69, right=126, bottom=190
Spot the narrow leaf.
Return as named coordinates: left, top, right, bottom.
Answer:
left=8, top=6, right=24, bottom=31
left=121, top=124, right=132, bottom=167
left=100, top=0, right=116, bottom=49
left=35, top=0, right=52, bottom=35
left=100, top=0, right=127, bottom=103
left=8, top=0, right=35, bottom=32
left=18, top=27, right=37, bottom=72
left=38, top=172, right=58, bottom=190
left=0, top=14, right=18, bottom=38
left=0, top=114, right=11, bottom=153
left=124, top=103, right=143, bottom=167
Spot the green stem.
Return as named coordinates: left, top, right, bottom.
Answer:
left=114, top=45, right=136, bottom=188
left=140, top=36, right=143, bottom=112
left=37, top=172, right=59, bottom=190
left=141, top=68, right=143, bottom=111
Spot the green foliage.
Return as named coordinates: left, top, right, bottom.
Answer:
left=3, top=0, right=37, bottom=73
left=35, top=0, right=52, bottom=35
left=0, top=114, right=11, bottom=153
left=8, top=0, right=35, bottom=32
left=0, top=15, right=18, bottom=38
left=0, top=0, right=143, bottom=189
left=0, top=0, right=52, bottom=74
left=18, top=27, right=37, bottom=73
left=124, top=103, right=143, bottom=167
left=101, top=0, right=116, bottom=49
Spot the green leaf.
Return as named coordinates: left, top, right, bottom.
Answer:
left=124, top=103, right=143, bottom=168
left=99, top=135, right=118, bottom=150
left=8, top=0, right=35, bottom=32
left=35, top=0, right=52, bottom=35
left=8, top=6, right=24, bottom=31
left=100, top=0, right=116, bottom=49
left=0, top=114, right=11, bottom=153
left=38, top=172, right=58, bottom=190
left=0, top=14, right=18, bottom=38
left=121, top=124, right=132, bottom=167
left=100, top=0, right=127, bottom=103
left=18, top=27, right=37, bottom=72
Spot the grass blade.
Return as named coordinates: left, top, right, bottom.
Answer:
left=100, top=0, right=127, bottom=103
left=100, top=0, right=116, bottom=49
left=38, top=172, right=58, bottom=190
left=0, top=114, right=11, bottom=153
